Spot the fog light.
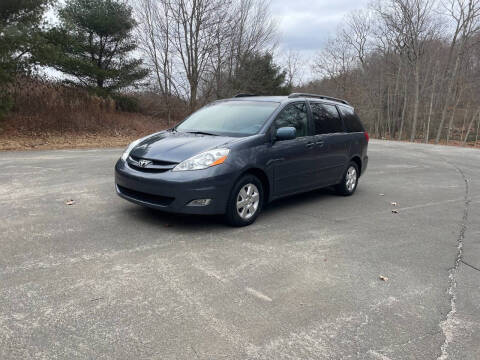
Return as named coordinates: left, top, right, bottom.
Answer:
left=187, top=199, right=212, bottom=207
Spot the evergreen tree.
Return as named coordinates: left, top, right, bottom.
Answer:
left=40, top=0, right=148, bottom=93
left=233, top=53, right=291, bottom=96
left=0, top=0, right=50, bottom=117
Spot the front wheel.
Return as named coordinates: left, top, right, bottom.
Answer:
left=225, top=175, right=263, bottom=227
left=335, top=162, right=359, bottom=196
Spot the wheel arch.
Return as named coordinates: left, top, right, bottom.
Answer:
left=239, top=167, right=271, bottom=203
left=351, top=156, right=362, bottom=176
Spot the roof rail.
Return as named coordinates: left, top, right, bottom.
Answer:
left=288, top=93, right=350, bottom=105
left=234, top=93, right=257, bottom=98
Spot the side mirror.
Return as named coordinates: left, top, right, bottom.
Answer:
left=276, top=127, right=296, bottom=141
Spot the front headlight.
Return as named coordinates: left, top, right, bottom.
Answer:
left=172, top=148, right=230, bottom=171
left=121, top=139, right=142, bottom=161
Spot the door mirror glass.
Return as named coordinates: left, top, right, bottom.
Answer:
left=276, top=127, right=296, bottom=141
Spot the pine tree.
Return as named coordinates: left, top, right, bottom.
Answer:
left=39, top=0, right=148, bottom=94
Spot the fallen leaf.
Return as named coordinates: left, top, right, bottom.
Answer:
left=392, top=209, right=399, bottom=214
left=379, top=193, right=385, bottom=196
left=391, top=202, right=398, bottom=206
left=65, top=199, right=75, bottom=206
left=379, top=275, right=389, bottom=281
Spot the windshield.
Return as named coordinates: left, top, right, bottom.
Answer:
left=176, top=101, right=280, bottom=136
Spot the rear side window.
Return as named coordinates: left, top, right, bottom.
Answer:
left=338, top=106, right=364, bottom=132
left=310, top=103, right=343, bottom=135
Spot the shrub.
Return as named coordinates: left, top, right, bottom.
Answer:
left=113, top=94, right=140, bottom=113
left=0, top=76, right=167, bottom=135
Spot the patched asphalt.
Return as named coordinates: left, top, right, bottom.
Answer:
left=0, top=140, right=479, bottom=359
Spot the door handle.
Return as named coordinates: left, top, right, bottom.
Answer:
left=306, top=142, right=315, bottom=148
left=316, top=140, right=325, bottom=146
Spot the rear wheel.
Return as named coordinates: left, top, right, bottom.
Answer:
left=335, top=162, right=359, bottom=196
left=225, top=175, right=263, bottom=227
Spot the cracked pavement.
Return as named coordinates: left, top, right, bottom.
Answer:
left=0, top=140, right=479, bottom=359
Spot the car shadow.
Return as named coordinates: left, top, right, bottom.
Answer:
left=263, top=187, right=336, bottom=213
left=121, top=187, right=338, bottom=229
left=122, top=205, right=226, bottom=230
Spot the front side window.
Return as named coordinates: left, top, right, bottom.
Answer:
left=311, top=103, right=343, bottom=135
left=176, top=100, right=280, bottom=136
left=273, top=102, right=308, bottom=138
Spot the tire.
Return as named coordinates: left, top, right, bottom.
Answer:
left=225, top=174, right=264, bottom=227
left=335, top=162, right=359, bottom=196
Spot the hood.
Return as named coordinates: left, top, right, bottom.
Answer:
left=129, top=131, right=238, bottom=163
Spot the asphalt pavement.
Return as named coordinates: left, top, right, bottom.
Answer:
left=0, top=140, right=479, bottom=359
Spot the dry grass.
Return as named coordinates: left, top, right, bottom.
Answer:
left=0, top=133, right=136, bottom=151
left=0, top=77, right=172, bottom=151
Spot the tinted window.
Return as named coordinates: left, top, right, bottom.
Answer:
left=176, top=100, right=279, bottom=136
left=273, top=102, right=308, bottom=138
left=338, top=106, right=364, bottom=132
left=311, top=103, right=343, bottom=135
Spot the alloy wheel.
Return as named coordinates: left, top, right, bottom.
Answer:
left=346, top=166, right=357, bottom=192
left=236, top=183, right=260, bottom=220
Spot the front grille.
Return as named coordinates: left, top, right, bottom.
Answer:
left=128, top=164, right=170, bottom=173
left=127, top=156, right=178, bottom=173
left=117, top=185, right=175, bottom=206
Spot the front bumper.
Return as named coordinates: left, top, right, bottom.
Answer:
left=115, top=159, right=235, bottom=215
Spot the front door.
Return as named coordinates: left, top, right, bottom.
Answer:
left=268, top=102, right=317, bottom=196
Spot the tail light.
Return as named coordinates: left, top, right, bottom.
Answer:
left=364, top=131, right=369, bottom=143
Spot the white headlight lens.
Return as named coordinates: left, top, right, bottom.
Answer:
left=173, top=148, right=230, bottom=171
left=121, top=139, right=141, bottom=161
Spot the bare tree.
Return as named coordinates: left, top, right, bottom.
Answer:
left=135, top=0, right=178, bottom=121
left=375, top=0, right=439, bottom=141
left=463, top=107, right=480, bottom=143
left=342, top=9, right=373, bottom=69
left=425, top=62, right=439, bottom=143
left=134, top=0, right=276, bottom=111
left=283, top=50, right=303, bottom=88
left=306, top=0, right=480, bottom=146
left=313, top=36, right=357, bottom=98
left=435, top=0, right=480, bottom=143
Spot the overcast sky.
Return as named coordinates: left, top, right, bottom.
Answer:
left=272, top=0, right=370, bottom=51
left=270, top=0, right=370, bottom=80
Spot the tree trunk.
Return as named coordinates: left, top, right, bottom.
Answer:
left=398, top=81, right=408, bottom=141
left=475, top=112, right=480, bottom=147
left=446, top=87, right=463, bottom=144
left=410, top=62, right=420, bottom=142
left=460, top=107, right=469, bottom=142
left=435, top=58, right=459, bottom=144
left=392, top=59, right=402, bottom=137
left=189, top=84, right=197, bottom=112
left=387, top=85, right=391, bottom=137
left=464, top=108, right=480, bottom=144
left=425, top=70, right=438, bottom=144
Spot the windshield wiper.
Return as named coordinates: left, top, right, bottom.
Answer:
left=185, top=131, right=219, bottom=136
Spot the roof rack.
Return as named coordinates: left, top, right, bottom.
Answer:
left=288, top=93, right=350, bottom=105
left=234, top=93, right=257, bottom=98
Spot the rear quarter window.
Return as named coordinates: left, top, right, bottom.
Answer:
left=338, top=106, right=364, bottom=133
left=310, top=103, right=343, bottom=134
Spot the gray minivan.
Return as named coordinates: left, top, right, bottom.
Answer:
left=115, top=93, right=369, bottom=226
